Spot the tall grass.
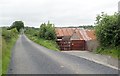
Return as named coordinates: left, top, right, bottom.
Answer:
left=2, top=27, right=18, bottom=74
left=26, top=34, right=59, bottom=51
left=96, top=46, right=120, bottom=59
left=0, top=35, right=2, bottom=75
left=2, top=37, right=18, bottom=74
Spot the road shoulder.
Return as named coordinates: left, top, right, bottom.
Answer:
left=62, top=51, right=119, bottom=70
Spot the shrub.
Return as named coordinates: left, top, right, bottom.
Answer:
left=2, top=27, right=19, bottom=74
left=39, top=21, right=56, bottom=40
left=24, top=27, right=39, bottom=37
left=95, top=12, right=120, bottom=47
left=2, top=27, right=18, bottom=42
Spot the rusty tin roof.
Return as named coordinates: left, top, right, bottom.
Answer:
left=55, top=27, right=96, bottom=41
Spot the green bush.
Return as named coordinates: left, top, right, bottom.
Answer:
left=95, top=12, right=120, bottom=59
left=39, top=21, right=56, bottom=40
left=2, top=27, right=18, bottom=74
left=95, top=12, right=120, bottom=47
left=24, top=27, right=39, bottom=37
left=25, top=26, right=59, bottom=51
left=2, top=28, right=18, bottom=42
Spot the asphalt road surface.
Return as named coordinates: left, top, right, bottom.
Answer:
left=8, top=35, right=118, bottom=74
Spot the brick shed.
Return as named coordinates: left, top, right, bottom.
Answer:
left=55, top=27, right=96, bottom=51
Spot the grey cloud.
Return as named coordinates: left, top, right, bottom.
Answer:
left=0, top=0, right=119, bottom=27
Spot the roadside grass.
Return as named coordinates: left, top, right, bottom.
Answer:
left=2, top=36, right=18, bottom=74
left=0, top=36, right=2, bottom=75
left=26, top=34, right=59, bottom=51
left=95, top=47, right=120, bottom=59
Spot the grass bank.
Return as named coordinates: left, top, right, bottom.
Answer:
left=95, top=47, right=120, bottom=59
left=26, top=34, right=59, bottom=51
left=2, top=27, right=19, bottom=74
left=0, top=35, right=2, bottom=75
left=2, top=36, right=18, bottom=74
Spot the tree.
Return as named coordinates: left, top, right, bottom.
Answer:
left=79, top=25, right=94, bottom=29
left=95, top=12, right=120, bottom=47
left=8, top=21, right=24, bottom=32
left=39, top=21, right=56, bottom=40
left=24, top=27, right=39, bottom=36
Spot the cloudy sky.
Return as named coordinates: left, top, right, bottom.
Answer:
left=0, top=0, right=119, bottom=27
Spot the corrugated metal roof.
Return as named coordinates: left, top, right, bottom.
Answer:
left=55, top=27, right=96, bottom=41
left=86, top=30, right=96, bottom=40
left=71, top=29, right=83, bottom=40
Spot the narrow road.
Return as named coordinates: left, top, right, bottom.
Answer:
left=8, top=35, right=118, bottom=74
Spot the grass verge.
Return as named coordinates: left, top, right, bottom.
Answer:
left=0, top=36, right=2, bottom=75
left=26, top=34, right=59, bottom=51
left=2, top=36, right=18, bottom=74
left=95, top=47, right=120, bottom=59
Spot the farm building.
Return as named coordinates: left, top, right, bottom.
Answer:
left=55, top=27, right=97, bottom=51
